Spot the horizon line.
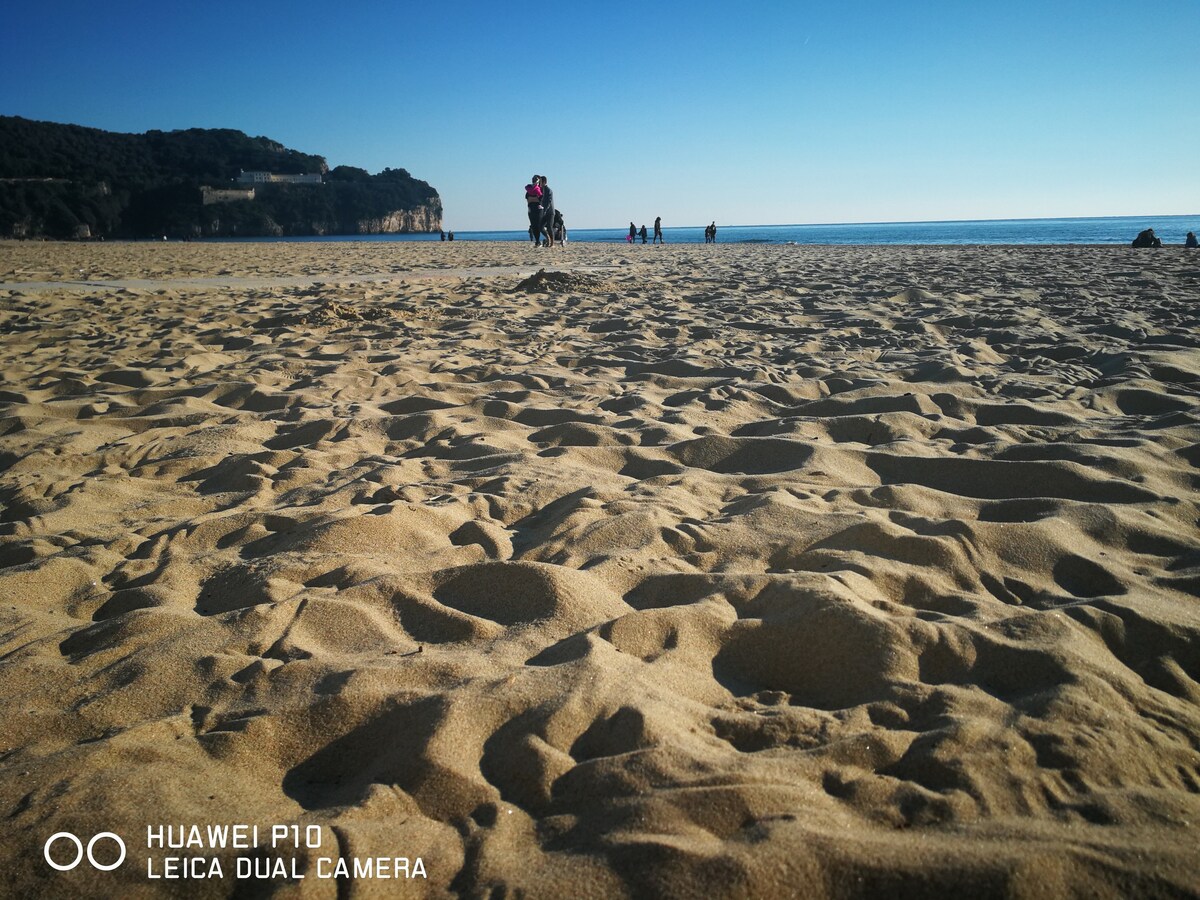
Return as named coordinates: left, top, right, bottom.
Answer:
left=454, top=212, right=1200, bottom=233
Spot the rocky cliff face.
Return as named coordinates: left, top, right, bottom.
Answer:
left=0, top=116, right=441, bottom=238
left=354, top=203, right=442, bottom=234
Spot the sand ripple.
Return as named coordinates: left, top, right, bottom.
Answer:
left=2, top=241, right=1199, bottom=896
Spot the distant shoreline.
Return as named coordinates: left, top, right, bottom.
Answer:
left=5, top=240, right=1198, bottom=255
left=192, top=214, right=1200, bottom=247
left=10, top=215, right=1194, bottom=246
left=6, top=237, right=1199, bottom=255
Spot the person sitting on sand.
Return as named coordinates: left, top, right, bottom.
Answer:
left=1186, top=231, right=1198, bottom=249
left=1131, top=228, right=1162, bottom=248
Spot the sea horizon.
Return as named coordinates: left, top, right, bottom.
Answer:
left=486, top=212, right=1200, bottom=232
left=211, top=213, right=1200, bottom=246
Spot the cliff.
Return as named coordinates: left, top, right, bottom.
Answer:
left=0, top=117, right=441, bottom=239
left=355, top=204, right=442, bottom=234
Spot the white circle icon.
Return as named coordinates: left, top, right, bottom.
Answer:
left=44, top=833, right=83, bottom=871
left=88, top=833, right=126, bottom=871
left=43, top=832, right=126, bottom=871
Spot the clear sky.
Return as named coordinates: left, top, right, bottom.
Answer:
left=2, top=1, right=1196, bottom=230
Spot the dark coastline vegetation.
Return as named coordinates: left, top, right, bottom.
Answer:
left=0, top=116, right=441, bottom=239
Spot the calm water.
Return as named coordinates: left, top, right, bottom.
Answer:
left=218, top=215, right=1200, bottom=246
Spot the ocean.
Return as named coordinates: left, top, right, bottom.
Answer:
left=218, top=215, right=1200, bottom=246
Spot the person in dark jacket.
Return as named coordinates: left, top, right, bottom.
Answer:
left=639, top=224, right=648, bottom=244
left=539, top=176, right=556, bottom=248
left=653, top=216, right=663, bottom=244
left=1186, top=231, right=1198, bottom=248
left=1131, top=228, right=1162, bottom=248
left=526, top=175, right=544, bottom=246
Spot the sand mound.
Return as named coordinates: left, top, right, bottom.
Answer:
left=256, top=297, right=392, bottom=329
left=1, top=240, right=1198, bottom=897
left=512, top=268, right=612, bottom=293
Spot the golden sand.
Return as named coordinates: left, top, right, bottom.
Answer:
left=1, top=239, right=1198, bottom=897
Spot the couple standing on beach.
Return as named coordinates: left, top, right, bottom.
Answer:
left=525, top=175, right=559, bottom=248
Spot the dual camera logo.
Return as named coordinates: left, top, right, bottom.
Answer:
left=44, top=832, right=126, bottom=871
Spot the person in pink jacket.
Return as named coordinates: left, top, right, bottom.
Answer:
left=525, top=176, right=544, bottom=245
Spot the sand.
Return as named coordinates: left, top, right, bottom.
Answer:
left=1, top=239, right=1198, bottom=898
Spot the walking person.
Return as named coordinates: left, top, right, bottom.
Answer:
left=629, top=222, right=636, bottom=244
left=525, top=175, right=544, bottom=246
left=653, top=216, right=663, bottom=244
left=639, top=224, right=648, bottom=244
left=539, top=176, right=556, bottom=248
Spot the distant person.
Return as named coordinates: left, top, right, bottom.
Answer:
left=1131, top=228, right=1162, bottom=248
left=526, top=175, right=544, bottom=246
left=440, top=229, right=446, bottom=241
left=653, top=216, right=663, bottom=244
left=553, top=209, right=567, bottom=244
left=539, top=176, right=556, bottom=248
left=448, top=230, right=455, bottom=241
left=629, top=222, right=636, bottom=244
left=1186, top=231, right=1198, bottom=248
left=639, top=224, right=648, bottom=244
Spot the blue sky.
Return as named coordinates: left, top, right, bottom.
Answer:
left=3, top=1, right=1196, bottom=230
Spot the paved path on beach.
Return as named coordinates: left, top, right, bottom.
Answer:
left=0, top=264, right=621, bottom=293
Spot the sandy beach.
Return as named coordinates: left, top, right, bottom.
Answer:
left=1, top=238, right=1198, bottom=897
